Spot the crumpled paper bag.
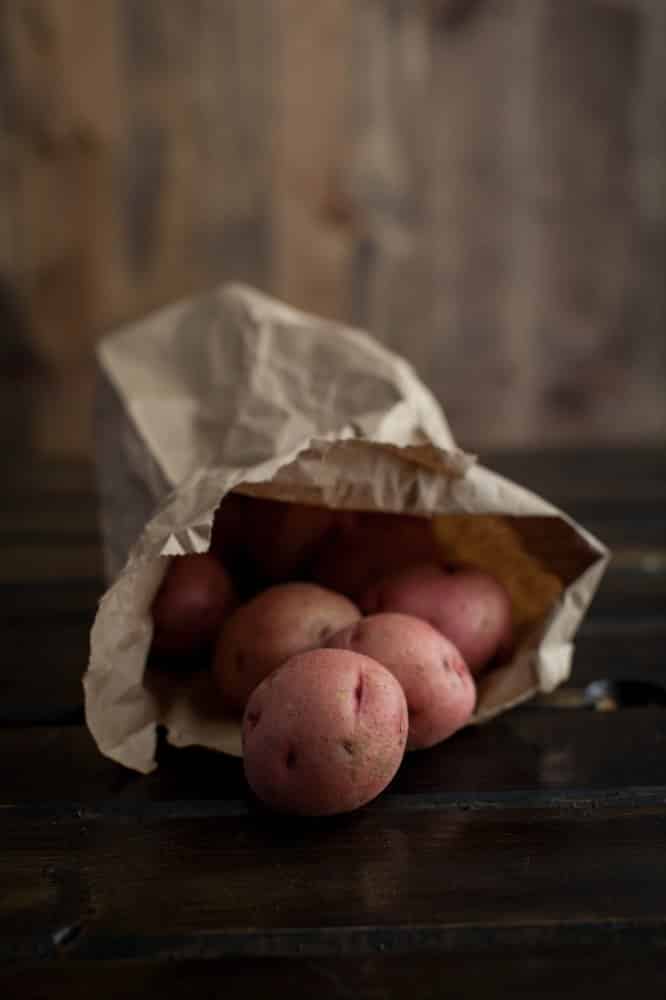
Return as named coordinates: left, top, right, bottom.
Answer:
left=86, top=282, right=609, bottom=774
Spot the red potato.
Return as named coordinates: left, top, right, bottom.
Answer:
left=242, top=648, right=408, bottom=815
left=151, top=553, right=237, bottom=659
left=360, top=563, right=513, bottom=673
left=213, top=582, right=360, bottom=712
left=310, top=511, right=440, bottom=600
left=327, top=613, right=476, bottom=750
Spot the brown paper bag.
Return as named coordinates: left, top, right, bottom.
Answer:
left=85, top=283, right=608, bottom=773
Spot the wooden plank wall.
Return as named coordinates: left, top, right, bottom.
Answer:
left=0, top=0, right=664, bottom=455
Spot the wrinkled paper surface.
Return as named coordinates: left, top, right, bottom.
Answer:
left=86, top=283, right=609, bottom=773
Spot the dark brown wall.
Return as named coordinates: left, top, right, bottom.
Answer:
left=1, top=0, right=664, bottom=455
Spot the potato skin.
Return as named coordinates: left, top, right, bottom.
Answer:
left=242, top=648, right=408, bottom=815
left=327, top=613, right=476, bottom=749
left=151, top=553, right=237, bottom=658
left=310, top=512, right=439, bottom=600
left=213, top=582, right=360, bottom=712
left=360, top=564, right=513, bottom=673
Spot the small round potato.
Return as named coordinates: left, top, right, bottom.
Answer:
left=327, top=613, right=476, bottom=749
left=310, top=512, right=439, bottom=600
left=242, top=648, right=408, bottom=815
left=360, top=563, right=513, bottom=673
left=213, top=582, right=360, bottom=712
left=151, top=553, right=237, bottom=658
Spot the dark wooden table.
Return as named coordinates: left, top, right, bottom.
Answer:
left=1, top=440, right=665, bottom=997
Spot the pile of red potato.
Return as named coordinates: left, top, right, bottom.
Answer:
left=150, top=494, right=513, bottom=816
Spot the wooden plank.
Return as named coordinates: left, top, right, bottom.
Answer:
left=271, top=0, right=355, bottom=321
left=3, top=948, right=666, bottom=998
left=347, top=0, right=666, bottom=449
left=3, top=1, right=666, bottom=458
left=0, top=456, right=95, bottom=497
left=0, top=619, right=666, bottom=718
left=0, top=602, right=663, bottom=738
left=1, top=793, right=665, bottom=960
left=486, top=447, right=666, bottom=505
left=2, top=707, right=665, bottom=801
left=348, top=0, right=433, bottom=348
left=3, top=0, right=273, bottom=458
left=395, top=707, right=666, bottom=794
left=0, top=727, right=131, bottom=800
left=631, top=1, right=666, bottom=436
left=0, top=508, right=99, bottom=543
left=0, top=611, right=662, bottom=730
left=350, top=0, right=538, bottom=444
left=520, top=0, right=664, bottom=446
left=0, top=542, right=101, bottom=584
left=0, top=622, right=88, bottom=715
left=587, top=563, right=666, bottom=622
left=1, top=581, right=102, bottom=621
left=1, top=621, right=89, bottom=669
left=579, top=520, right=665, bottom=550
left=4, top=0, right=273, bottom=326
left=0, top=2, right=20, bottom=290
left=573, top=619, right=666, bottom=684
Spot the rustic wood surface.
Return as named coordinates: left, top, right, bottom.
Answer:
left=0, top=424, right=665, bottom=993
left=1, top=0, right=665, bottom=456
left=2, top=949, right=666, bottom=1000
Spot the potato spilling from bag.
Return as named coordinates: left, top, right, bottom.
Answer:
left=150, top=553, right=237, bottom=660
left=212, top=582, right=360, bottom=712
left=327, top=613, right=476, bottom=749
left=360, top=563, right=513, bottom=673
left=145, top=497, right=529, bottom=813
left=241, top=649, right=408, bottom=815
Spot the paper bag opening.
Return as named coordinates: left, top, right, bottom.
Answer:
left=85, top=284, right=609, bottom=774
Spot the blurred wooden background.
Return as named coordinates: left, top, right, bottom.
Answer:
left=1, top=0, right=665, bottom=456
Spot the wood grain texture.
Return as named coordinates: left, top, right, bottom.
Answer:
left=351, top=0, right=525, bottom=440
left=0, top=443, right=663, bottom=985
left=1, top=795, right=666, bottom=961
left=2, top=705, right=665, bottom=800
left=3, top=949, right=666, bottom=1000
left=1, top=612, right=663, bottom=731
left=2, top=0, right=665, bottom=457
left=0, top=622, right=89, bottom=718
left=1, top=0, right=272, bottom=455
left=0, top=612, right=663, bottom=701
left=3, top=0, right=272, bottom=328
left=523, top=1, right=651, bottom=444
left=271, top=0, right=356, bottom=321
left=349, top=0, right=666, bottom=448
